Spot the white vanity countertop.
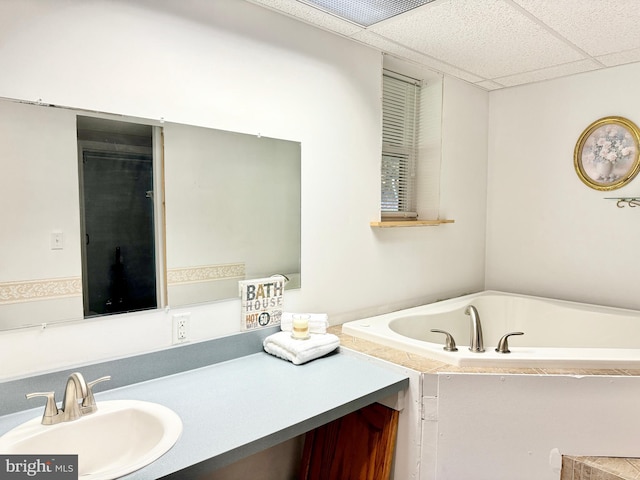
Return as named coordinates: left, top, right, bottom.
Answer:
left=0, top=350, right=408, bottom=478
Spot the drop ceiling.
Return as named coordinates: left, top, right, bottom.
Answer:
left=247, top=0, right=640, bottom=90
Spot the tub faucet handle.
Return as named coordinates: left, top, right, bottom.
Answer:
left=430, top=329, right=458, bottom=352
left=495, top=332, right=524, bottom=354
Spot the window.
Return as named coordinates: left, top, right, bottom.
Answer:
left=381, top=69, right=422, bottom=219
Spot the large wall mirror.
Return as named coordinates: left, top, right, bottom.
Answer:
left=0, top=98, right=301, bottom=331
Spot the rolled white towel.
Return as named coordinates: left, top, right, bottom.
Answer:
left=263, top=331, right=339, bottom=365
left=281, top=312, right=328, bottom=334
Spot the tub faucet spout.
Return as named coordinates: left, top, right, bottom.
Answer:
left=465, top=305, right=485, bottom=352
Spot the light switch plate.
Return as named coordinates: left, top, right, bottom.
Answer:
left=50, top=232, right=63, bottom=250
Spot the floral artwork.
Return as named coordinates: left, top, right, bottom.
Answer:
left=574, top=116, right=640, bottom=190
left=582, top=125, right=635, bottom=182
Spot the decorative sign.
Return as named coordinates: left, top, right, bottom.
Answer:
left=239, top=277, right=284, bottom=330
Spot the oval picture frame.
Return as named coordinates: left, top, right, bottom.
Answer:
left=574, top=116, right=640, bottom=191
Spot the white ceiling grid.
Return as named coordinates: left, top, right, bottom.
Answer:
left=247, top=0, right=640, bottom=90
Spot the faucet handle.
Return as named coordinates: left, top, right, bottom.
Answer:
left=87, top=375, right=111, bottom=390
left=82, top=376, right=111, bottom=413
left=430, top=329, right=459, bottom=352
left=26, top=391, right=59, bottom=425
left=495, top=332, right=524, bottom=354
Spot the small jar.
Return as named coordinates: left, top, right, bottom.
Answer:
left=291, top=314, right=310, bottom=340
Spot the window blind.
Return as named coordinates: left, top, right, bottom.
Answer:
left=381, top=70, right=421, bottom=217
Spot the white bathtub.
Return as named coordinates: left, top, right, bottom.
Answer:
left=342, top=291, right=640, bottom=369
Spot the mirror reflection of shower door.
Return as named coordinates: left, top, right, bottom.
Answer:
left=80, top=150, right=157, bottom=317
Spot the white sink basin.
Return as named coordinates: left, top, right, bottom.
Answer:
left=0, top=400, right=182, bottom=480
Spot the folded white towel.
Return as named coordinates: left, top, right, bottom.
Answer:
left=263, top=331, right=340, bottom=365
left=280, top=312, right=328, bottom=334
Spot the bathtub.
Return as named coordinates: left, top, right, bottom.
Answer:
left=342, top=291, right=640, bottom=369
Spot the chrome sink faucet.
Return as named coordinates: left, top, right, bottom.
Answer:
left=61, top=372, right=88, bottom=422
left=465, top=305, right=485, bottom=352
left=26, top=372, right=111, bottom=425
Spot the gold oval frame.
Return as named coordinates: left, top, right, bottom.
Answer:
left=574, top=116, right=640, bottom=191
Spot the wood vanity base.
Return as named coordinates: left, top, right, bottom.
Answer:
left=299, top=402, right=399, bottom=480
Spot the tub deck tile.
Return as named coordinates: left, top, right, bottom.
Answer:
left=330, top=326, right=640, bottom=377
left=564, top=455, right=640, bottom=480
left=615, top=369, right=640, bottom=376
left=332, top=327, right=546, bottom=375
left=539, top=368, right=634, bottom=376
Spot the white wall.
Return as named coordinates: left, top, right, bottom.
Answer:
left=486, top=62, right=640, bottom=310
left=0, top=0, right=488, bottom=378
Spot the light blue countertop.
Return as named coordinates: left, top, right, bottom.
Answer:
left=0, top=349, right=408, bottom=478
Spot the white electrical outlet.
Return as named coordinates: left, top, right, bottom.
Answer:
left=172, top=313, right=190, bottom=344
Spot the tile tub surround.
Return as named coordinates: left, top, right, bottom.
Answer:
left=332, top=325, right=640, bottom=479
left=562, top=456, right=640, bottom=480
left=0, top=327, right=409, bottom=478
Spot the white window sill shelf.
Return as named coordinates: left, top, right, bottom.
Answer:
left=370, top=219, right=454, bottom=228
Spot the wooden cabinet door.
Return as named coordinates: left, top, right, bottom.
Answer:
left=299, top=403, right=399, bottom=480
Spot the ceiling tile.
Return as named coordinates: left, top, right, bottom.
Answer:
left=513, top=0, right=640, bottom=57
left=493, top=59, right=602, bottom=87
left=351, top=30, right=484, bottom=82
left=246, top=0, right=640, bottom=91
left=247, top=0, right=363, bottom=36
left=597, top=47, right=640, bottom=67
left=474, top=80, right=505, bottom=91
left=366, top=0, right=585, bottom=79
